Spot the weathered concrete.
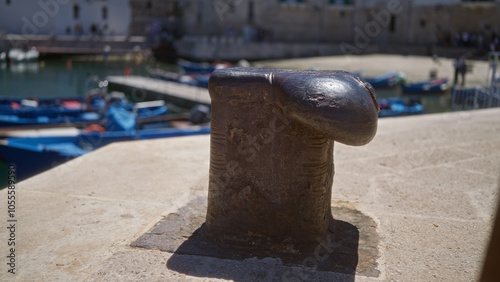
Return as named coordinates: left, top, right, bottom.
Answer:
left=1, top=108, right=499, bottom=281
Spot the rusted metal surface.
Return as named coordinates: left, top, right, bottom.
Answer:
left=481, top=191, right=500, bottom=281
left=204, top=68, right=379, bottom=253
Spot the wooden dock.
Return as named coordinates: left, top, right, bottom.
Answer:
left=106, top=75, right=211, bottom=109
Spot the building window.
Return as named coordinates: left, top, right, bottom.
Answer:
left=173, top=1, right=182, bottom=16
left=197, top=1, right=203, bottom=24
left=390, top=15, right=396, bottom=33
left=102, top=6, right=108, bottom=20
left=248, top=1, right=254, bottom=23
left=420, top=19, right=426, bottom=28
left=73, top=4, right=80, bottom=19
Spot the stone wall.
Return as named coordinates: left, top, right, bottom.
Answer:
left=128, top=0, right=183, bottom=36
left=179, top=0, right=500, bottom=47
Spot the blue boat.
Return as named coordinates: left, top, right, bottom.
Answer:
left=146, top=66, right=180, bottom=82
left=402, top=78, right=449, bottom=94
left=194, top=74, right=210, bottom=88
left=0, top=111, right=102, bottom=128
left=177, top=59, right=231, bottom=74
left=0, top=97, right=91, bottom=116
left=0, top=125, right=210, bottom=181
left=0, top=90, right=106, bottom=127
left=378, top=97, right=425, bottom=117
left=147, top=66, right=211, bottom=88
left=175, top=73, right=211, bottom=88
left=363, top=71, right=406, bottom=88
left=0, top=95, right=167, bottom=129
left=178, top=59, right=216, bottom=74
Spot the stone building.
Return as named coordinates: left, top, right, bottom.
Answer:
left=128, top=0, right=184, bottom=36
left=0, top=0, right=131, bottom=36
left=1, top=0, right=497, bottom=48
left=1, top=0, right=498, bottom=59
left=178, top=0, right=500, bottom=47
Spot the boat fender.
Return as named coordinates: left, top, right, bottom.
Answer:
left=85, top=124, right=105, bottom=133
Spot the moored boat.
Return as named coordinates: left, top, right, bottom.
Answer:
left=0, top=111, right=102, bottom=128
left=177, top=59, right=231, bottom=74
left=146, top=66, right=211, bottom=88
left=0, top=125, right=211, bottom=181
left=0, top=94, right=168, bottom=129
left=363, top=71, right=406, bottom=88
left=0, top=97, right=96, bottom=117
left=402, top=78, right=450, bottom=94
left=0, top=47, right=40, bottom=62
left=378, top=97, right=425, bottom=117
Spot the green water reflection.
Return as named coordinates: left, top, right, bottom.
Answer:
left=376, top=87, right=451, bottom=114
left=0, top=59, right=174, bottom=99
left=0, top=59, right=451, bottom=114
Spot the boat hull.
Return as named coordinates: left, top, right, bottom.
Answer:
left=402, top=78, right=449, bottom=94
left=0, top=126, right=211, bottom=181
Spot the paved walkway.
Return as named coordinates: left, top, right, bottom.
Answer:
left=1, top=108, right=499, bottom=281
left=257, top=54, right=493, bottom=87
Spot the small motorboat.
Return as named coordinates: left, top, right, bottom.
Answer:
left=0, top=112, right=103, bottom=128
left=177, top=59, right=231, bottom=74
left=147, top=66, right=211, bottom=88
left=363, top=71, right=406, bottom=88
left=378, top=97, right=425, bottom=118
left=146, top=66, right=180, bottom=82
left=0, top=94, right=168, bottom=129
left=0, top=96, right=101, bottom=117
left=402, top=78, right=450, bottom=94
left=0, top=47, right=40, bottom=62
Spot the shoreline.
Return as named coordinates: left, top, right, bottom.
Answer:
left=255, top=54, right=492, bottom=87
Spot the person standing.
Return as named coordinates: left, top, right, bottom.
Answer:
left=453, top=58, right=460, bottom=85
left=459, top=57, right=467, bottom=86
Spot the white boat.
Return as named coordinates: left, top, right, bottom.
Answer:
left=0, top=47, right=40, bottom=62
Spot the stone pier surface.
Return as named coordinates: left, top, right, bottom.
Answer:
left=1, top=108, right=499, bottom=281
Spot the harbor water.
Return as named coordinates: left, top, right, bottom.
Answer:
left=0, top=59, right=453, bottom=114
left=376, top=87, right=452, bottom=114
left=0, top=59, right=175, bottom=99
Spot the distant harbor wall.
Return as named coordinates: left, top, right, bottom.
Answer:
left=1, top=33, right=482, bottom=62
left=0, top=34, right=147, bottom=55
left=175, top=36, right=346, bottom=61
left=175, top=35, right=477, bottom=62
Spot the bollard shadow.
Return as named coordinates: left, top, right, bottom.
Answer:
left=167, top=220, right=359, bottom=281
left=166, top=220, right=359, bottom=282
left=165, top=216, right=364, bottom=281
left=132, top=197, right=379, bottom=280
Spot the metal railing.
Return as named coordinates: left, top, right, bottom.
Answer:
left=451, top=86, right=500, bottom=111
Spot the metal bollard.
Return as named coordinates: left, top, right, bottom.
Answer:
left=204, top=68, right=379, bottom=253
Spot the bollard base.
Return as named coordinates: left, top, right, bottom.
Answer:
left=131, top=196, right=381, bottom=277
